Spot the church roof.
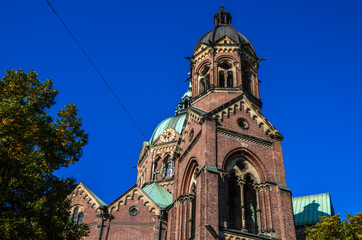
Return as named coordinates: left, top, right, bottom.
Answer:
left=142, top=182, right=173, bottom=209
left=149, top=113, right=187, bottom=144
left=81, top=182, right=107, bottom=207
left=193, top=6, right=255, bottom=55
left=293, top=193, right=334, bottom=226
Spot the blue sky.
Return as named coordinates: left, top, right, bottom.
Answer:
left=1, top=0, right=361, bottom=217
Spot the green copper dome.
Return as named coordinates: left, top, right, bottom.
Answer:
left=149, top=113, right=186, bottom=144
left=149, top=84, right=191, bottom=144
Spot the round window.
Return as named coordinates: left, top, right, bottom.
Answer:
left=237, top=118, right=249, bottom=130
left=129, top=206, right=139, bottom=216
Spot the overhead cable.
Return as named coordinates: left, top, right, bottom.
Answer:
left=46, top=0, right=148, bottom=140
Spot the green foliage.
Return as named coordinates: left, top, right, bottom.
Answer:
left=306, top=213, right=362, bottom=240
left=0, top=70, right=89, bottom=239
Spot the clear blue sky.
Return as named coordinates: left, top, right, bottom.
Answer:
left=1, top=0, right=361, bottom=217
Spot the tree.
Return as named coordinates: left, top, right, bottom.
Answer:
left=306, top=213, right=362, bottom=240
left=0, top=70, right=89, bottom=239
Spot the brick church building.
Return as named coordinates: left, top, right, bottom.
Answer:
left=70, top=6, right=334, bottom=240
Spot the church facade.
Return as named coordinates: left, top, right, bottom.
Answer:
left=70, top=7, right=331, bottom=240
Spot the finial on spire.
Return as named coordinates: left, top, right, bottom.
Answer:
left=214, top=5, right=232, bottom=26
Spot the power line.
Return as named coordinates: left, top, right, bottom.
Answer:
left=45, top=0, right=148, bottom=140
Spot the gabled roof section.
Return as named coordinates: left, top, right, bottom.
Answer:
left=72, top=182, right=107, bottom=211
left=293, top=193, right=334, bottom=226
left=143, top=182, right=173, bottom=209
left=108, top=184, right=161, bottom=215
left=189, top=94, right=283, bottom=140
left=80, top=182, right=107, bottom=206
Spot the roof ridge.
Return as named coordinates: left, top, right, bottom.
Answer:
left=78, top=181, right=107, bottom=206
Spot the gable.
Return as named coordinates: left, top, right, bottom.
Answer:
left=108, top=185, right=161, bottom=215
left=70, top=182, right=107, bottom=212
left=210, top=94, right=283, bottom=140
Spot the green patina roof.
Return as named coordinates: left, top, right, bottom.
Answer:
left=81, top=182, right=107, bottom=207
left=142, top=182, right=173, bottom=209
left=293, top=193, right=333, bottom=226
left=149, top=84, right=191, bottom=144
left=149, top=113, right=187, bottom=143
left=182, top=82, right=192, bottom=99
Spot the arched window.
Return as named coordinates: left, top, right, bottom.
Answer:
left=153, top=156, right=162, bottom=181
left=219, top=71, right=225, bottom=87
left=223, top=155, right=260, bottom=233
left=162, top=155, right=174, bottom=179
left=227, top=71, right=233, bottom=87
left=187, top=183, right=196, bottom=239
left=244, top=175, right=258, bottom=233
left=166, top=162, right=172, bottom=178
left=242, top=65, right=252, bottom=93
left=77, top=212, right=84, bottom=225
left=198, top=64, right=210, bottom=94
left=72, top=207, right=79, bottom=223
left=71, top=206, right=84, bottom=225
left=218, top=60, right=235, bottom=88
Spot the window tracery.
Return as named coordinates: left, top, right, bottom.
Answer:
left=218, top=59, right=235, bottom=88
left=161, top=155, right=174, bottom=179
left=71, top=206, right=84, bottom=225
left=223, top=155, right=260, bottom=234
left=198, top=64, right=210, bottom=94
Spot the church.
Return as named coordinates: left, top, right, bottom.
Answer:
left=70, top=6, right=334, bottom=240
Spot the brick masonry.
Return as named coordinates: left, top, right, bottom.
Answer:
left=69, top=7, right=297, bottom=240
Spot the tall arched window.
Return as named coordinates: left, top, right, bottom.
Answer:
left=223, top=155, right=260, bottom=234
left=72, top=207, right=79, bottom=223
left=198, top=64, right=210, bottom=94
left=162, top=155, right=174, bottom=179
left=153, top=156, right=162, bottom=181
left=71, top=206, right=84, bottom=225
left=182, top=160, right=199, bottom=240
left=218, top=60, right=235, bottom=88
left=244, top=175, right=258, bottom=233
left=187, top=183, right=196, bottom=239
left=242, top=65, right=253, bottom=93
left=77, top=212, right=84, bottom=225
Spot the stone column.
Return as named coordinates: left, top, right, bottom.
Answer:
left=220, top=172, right=230, bottom=228
left=254, top=184, right=262, bottom=234
left=237, top=179, right=246, bottom=231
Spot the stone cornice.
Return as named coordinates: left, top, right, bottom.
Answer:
left=150, top=141, right=177, bottom=152
left=210, top=94, right=283, bottom=140
left=71, top=182, right=105, bottom=212
left=108, top=185, right=160, bottom=215
left=217, top=127, right=273, bottom=149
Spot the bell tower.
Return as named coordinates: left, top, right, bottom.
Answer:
left=168, top=6, right=297, bottom=240
left=191, top=5, right=262, bottom=111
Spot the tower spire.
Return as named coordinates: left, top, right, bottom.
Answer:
left=214, top=5, right=232, bottom=26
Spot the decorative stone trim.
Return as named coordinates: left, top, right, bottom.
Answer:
left=254, top=183, right=272, bottom=192
left=217, top=127, right=273, bottom=149
left=108, top=187, right=160, bottom=215
left=208, top=94, right=282, bottom=140
left=151, top=143, right=177, bottom=153
left=71, top=183, right=104, bottom=212
left=178, top=130, right=202, bottom=163
left=137, top=148, right=149, bottom=168
left=222, top=228, right=281, bottom=240
left=158, top=180, right=174, bottom=187
left=176, top=194, right=195, bottom=204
